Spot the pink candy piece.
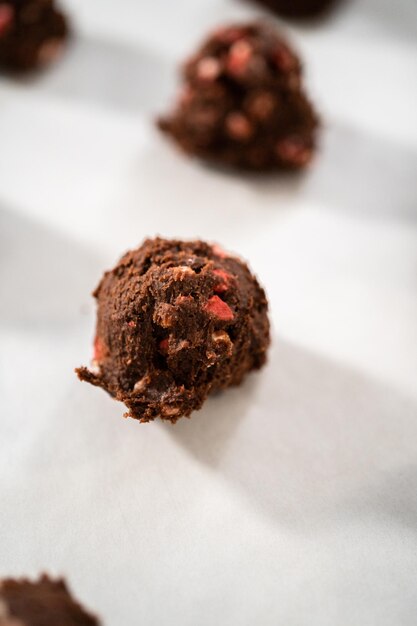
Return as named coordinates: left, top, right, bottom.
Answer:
left=276, top=137, right=312, bottom=166
left=93, top=336, right=107, bottom=362
left=225, top=112, right=253, bottom=141
left=273, top=44, right=296, bottom=73
left=37, top=39, right=64, bottom=65
left=226, top=40, right=253, bottom=77
left=204, top=296, right=234, bottom=321
left=197, top=56, right=221, bottom=81
left=159, top=338, right=169, bottom=353
left=214, top=26, right=247, bottom=45
left=248, top=92, right=276, bottom=121
left=0, top=4, right=14, bottom=37
left=211, top=244, right=229, bottom=259
left=212, top=269, right=232, bottom=293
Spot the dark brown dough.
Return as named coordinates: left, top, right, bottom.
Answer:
left=76, top=238, right=270, bottom=423
left=158, top=22, right=319, bottom=171
left=0, top=0, right=69, bottom=72
left=0, top=575, right=99, bottom=625
left=253, top=0, right=339, bottom=19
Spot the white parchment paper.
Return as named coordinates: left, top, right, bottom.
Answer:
left=1, top=1, right=417, bottom=624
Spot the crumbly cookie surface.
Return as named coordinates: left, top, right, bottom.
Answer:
left=77, top=238, right=270, bottom=422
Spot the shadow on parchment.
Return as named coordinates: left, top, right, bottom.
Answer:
left=0, top=204, right=102, bottom=327
left=352, top=0, right=417, bottom=43
left=10, top=34, right=175, bottom=115
left=166, top=338, right=417, bottom=528
left=341, top=464, right=417, bottom=533
left=134, top=119, right=417, bottom=231
left=246, top=122, right=417, bottom=222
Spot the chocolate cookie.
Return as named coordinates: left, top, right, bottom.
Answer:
left=76, top=238, right=270, bottom=423
left=253, top=0, right=339, bottom=19
left=158, top=22, right=318, bottom=171
left=0, top=0, right=69, bottom=72
left=0, top=575, right=99, bottom=625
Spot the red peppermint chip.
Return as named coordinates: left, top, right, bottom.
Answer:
left=204, top=296, right=234, bottom=321
left=276, top=137, right=312, bottom=166
left=272, top=43, right=297, bottom=73
left=226, top=40, right=253, bottom=77
left=211, top=244, right=229, bottom=259
left=0, top=4, right=14, bottom=37
left=197, top=56, right=221, bottom=81
left=212, top=269, right=232, bottom=293
left=159, top=338, right=169, bottom=353
left=214, top=26, right=247, bottom=45
left=225, top=112, right=254, bottom=141
left=93, top=336, right=107, bottom=362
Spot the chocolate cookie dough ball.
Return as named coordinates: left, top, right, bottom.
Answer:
left=158, top=22, right=318, bottom=171
left=255, top=0, right=339, bottom=19
left=77, top=238, right=270, bottom=423
left=0, top=575, right=99, bottom=625
left=0, top=0, right=69, bottom=72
